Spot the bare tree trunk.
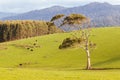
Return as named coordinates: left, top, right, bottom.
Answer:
left=86, top=49, right=91, bottom=70
left=85, top=34, right=91, bottom=70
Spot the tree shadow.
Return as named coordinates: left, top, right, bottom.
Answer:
left=63, top=57, right=120, bottom=71
left=88, top=56, right=120, bottom=70
left=86, top=68, right=120, bottom=70
left=64, top=68, right=120, bottom=71
left=92, top=57, right=120, bottom=66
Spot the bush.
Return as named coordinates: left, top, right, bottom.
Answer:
left=59, top=37, right=82, bottom=49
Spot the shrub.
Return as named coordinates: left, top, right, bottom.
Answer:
left=59, top=37, right=82, bottom=49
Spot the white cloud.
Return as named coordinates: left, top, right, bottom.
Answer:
left=0, top=0, right=119, bottom=13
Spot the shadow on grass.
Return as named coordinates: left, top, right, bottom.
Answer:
left=92, top=57, right=120, bottom=67
left=85, top=68, right=120, bottom=70
left=63, top=68, right=120, bottom=71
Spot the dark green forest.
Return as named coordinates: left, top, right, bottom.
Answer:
left=0, top=20, right=62, bottom=42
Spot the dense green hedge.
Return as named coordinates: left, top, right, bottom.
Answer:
left=0, top=20, right=62, bottom=42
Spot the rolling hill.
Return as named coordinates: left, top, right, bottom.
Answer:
left=0, top=27, right=120, bottom=68
left=1, top=2, right=120, bottom=27
left=1, top=6, right=66, bottom=20
left=0, top=27, right=120, bottom=80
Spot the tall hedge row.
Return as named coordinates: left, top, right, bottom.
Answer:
left=0, top=20, right=62, bottom=42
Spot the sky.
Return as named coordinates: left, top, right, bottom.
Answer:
left=0, top=0, right=120, bottom=13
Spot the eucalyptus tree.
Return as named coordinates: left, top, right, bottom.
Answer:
left=51, top=14, right=96, bottom=70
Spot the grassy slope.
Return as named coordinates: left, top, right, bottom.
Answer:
left=0, top=27, right=120, bottom=68
left=0, top=27, right=120, bottom=80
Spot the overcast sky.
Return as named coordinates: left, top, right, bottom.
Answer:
left=0, top=0, right=120, bottom=13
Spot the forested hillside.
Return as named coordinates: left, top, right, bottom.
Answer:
left=0, top=20, right=62, bottom=42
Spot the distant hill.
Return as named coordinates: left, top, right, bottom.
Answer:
left=1, top=2, right=120, bottom=27
left=1, top=6, right=66, bottom=20
left=0, top=12, right=16, bottom=19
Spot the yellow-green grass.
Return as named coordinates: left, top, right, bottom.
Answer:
left=0, top=27, right=120, bottom=80
left=0, top=27, right=120, bottom=68
left=0, top=68, right=120, bottom=80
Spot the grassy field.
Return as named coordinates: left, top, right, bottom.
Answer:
left=0, top=68, right=120, bottom=80
left=0, top=27, right=120, bottom=80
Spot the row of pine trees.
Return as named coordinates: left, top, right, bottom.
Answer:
left=0, top=20, right=62, bottom=42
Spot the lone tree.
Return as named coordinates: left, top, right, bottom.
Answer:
left=51, top=14, right=96, bottom=70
